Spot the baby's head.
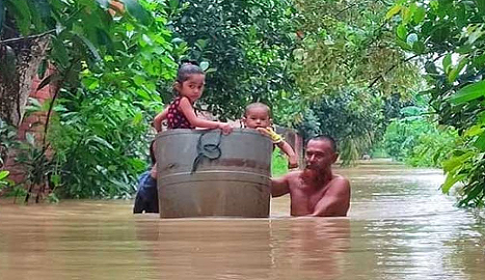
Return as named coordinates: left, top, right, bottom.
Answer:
left=243, top=102, right=272, bottom=129
left=174, top=60, right=205, bottom=102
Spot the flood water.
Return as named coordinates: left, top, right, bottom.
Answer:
left=0, top=161, right=484, bottom=280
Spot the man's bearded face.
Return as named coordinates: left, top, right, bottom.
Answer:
left=304, top=140, right=337, bottom=172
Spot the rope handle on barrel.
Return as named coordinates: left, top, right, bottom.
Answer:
left=191, top=130, right=223, bottom=174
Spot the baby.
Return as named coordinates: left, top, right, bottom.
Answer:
left=243, top=103, right=298, bottom=169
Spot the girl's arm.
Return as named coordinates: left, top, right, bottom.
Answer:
left=179, top=97, right=233, bottom=134
left=277, top=140, right=299, bottom=169
left=153, top=107, right=169, bottom=132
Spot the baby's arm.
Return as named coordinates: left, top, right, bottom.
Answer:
left=153, top=107, right=169, bottom=132
left=276, top=140, right=299, bottom=169
left=178, top=97, right=233, bottom=134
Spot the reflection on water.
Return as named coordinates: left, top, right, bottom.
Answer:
left=0, top=161, right=484, bottom=280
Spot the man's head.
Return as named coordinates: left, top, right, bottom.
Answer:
left=304, top=136, right=338, bottom=172
left=243, top=102, right=272, bottom=129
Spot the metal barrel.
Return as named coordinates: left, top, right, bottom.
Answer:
left=155, top=128, right=272, bottom=218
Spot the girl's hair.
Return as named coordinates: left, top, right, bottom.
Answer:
left=176, top=59, right=205, bottom=83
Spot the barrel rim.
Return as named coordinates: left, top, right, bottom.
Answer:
left=155, top=127, right=272, bottom=140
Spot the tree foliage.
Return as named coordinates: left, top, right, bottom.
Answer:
left=381, top=104, right=457, bottom=167
left=389, top=0, right=485, bottom=207
left=293, top=0, right=424, bottom=163
left=1, top=0, right=183, bottom=199
left=170, top=0, right=298, bottom=121
left=293, top=0, right=421, bottom=99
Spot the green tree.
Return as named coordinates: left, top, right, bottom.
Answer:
left=293, top=0, right=421, bottom=99
left=293, top=0, right=424, bottom=163
left=388, top=0, right=485, bottom=207
left=170, top=0, right=298, bottom=121
left=1, top=0, right=183, bottom=199
left=299, top=87, right=390, bottom=165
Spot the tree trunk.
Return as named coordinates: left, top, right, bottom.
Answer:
left=0, top=35, right=50, bottom=127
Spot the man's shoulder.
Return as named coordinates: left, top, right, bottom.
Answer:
left=332, top=174, right=350, bottom=183
left=329, top=174, right=350, bottom=192
left=285, top=170, right=303, bottom=181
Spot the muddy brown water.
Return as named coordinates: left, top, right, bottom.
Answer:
left=0, top=160, right=484, bottom=279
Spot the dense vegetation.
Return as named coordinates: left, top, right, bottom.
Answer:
left=0, top=0, right=484, bottom=208
left=386, top=0, right=485, bottom=207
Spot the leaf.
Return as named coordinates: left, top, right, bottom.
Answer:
left=6, top=0, right=32, bottom=35
left=442, top=53, right=452, bottom=73
left=77, top=34, right=102, bottom=61
left=0, top=170, right=9, bottom=180
left=412, top=41, right=425, bottom=54
left=395, top=39, right=412, bottom=51
left=401, top=7, right=412, bottom=24
left=141, top=34, right=153, bottom=46
left=386, top=5, right=402, bottom=20
left=464, top=125, right=483, bottom=137
left=87, top=136, right=114, bottom=150
left=25, top=133, right=36, bottom=146
left=406, top=33, right=418, bottom=47
left=33, top=0, right=50, bottom=20
left=476, top=0, right=485, bottom=14
left=200, top=61, right=209, bottom=71
left=442, top=151, right=474, bottom=172
left=447, top=58, right=468, bottom=83
left=37, top=73, right=61, bottom=91
left=195, top=39, right=208, bottom=50
left=169, top=0, right=179, bottom=10
left=171, top=37, right=184, bottom=44
left=52, top=38, right=70, bottom=69
left=441, top=173, right=466, bottom=194
left=132, top=112, right=143, bottom=125
left=473, top=132, right=485, bottom=151
left=120, top=0, right=151, bottom=25
left=397, top=24, right=407, bottom=40
left=413, top=6, right=426, bottom=24
left=37, top=59, right=48, bottom=79
left=449, top=79, right=485, bottom=105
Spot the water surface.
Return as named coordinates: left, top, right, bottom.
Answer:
left=1, top=161, right=483, bottom=279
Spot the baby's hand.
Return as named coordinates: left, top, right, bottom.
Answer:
left=288, top=157, right=299, bottom=169
left=256, top=127, right=271, bottom=136
left=218, top=123, right=233, bottom=135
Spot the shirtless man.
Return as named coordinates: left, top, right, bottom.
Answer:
left=271, top=136, right=351, bottom=217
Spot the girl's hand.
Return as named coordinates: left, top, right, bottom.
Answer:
left=218, top=123, right=233, bottom=134
left=150, top=164, right=157, bottom=179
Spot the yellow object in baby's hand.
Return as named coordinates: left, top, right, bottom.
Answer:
left=256, top=127, right=283, bottom=144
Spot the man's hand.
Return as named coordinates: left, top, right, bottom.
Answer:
left=310, top=177, right=350, bottom=217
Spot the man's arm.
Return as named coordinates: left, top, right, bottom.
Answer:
left=310, top=177, right=350, bottom=217
left=271, top=175, right=291, bottom=197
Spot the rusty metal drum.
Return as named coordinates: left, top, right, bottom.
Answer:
left=155, top=128, right=272, bottom=218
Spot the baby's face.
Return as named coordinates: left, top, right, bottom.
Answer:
left=244, top=107, right=271, bottom=129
